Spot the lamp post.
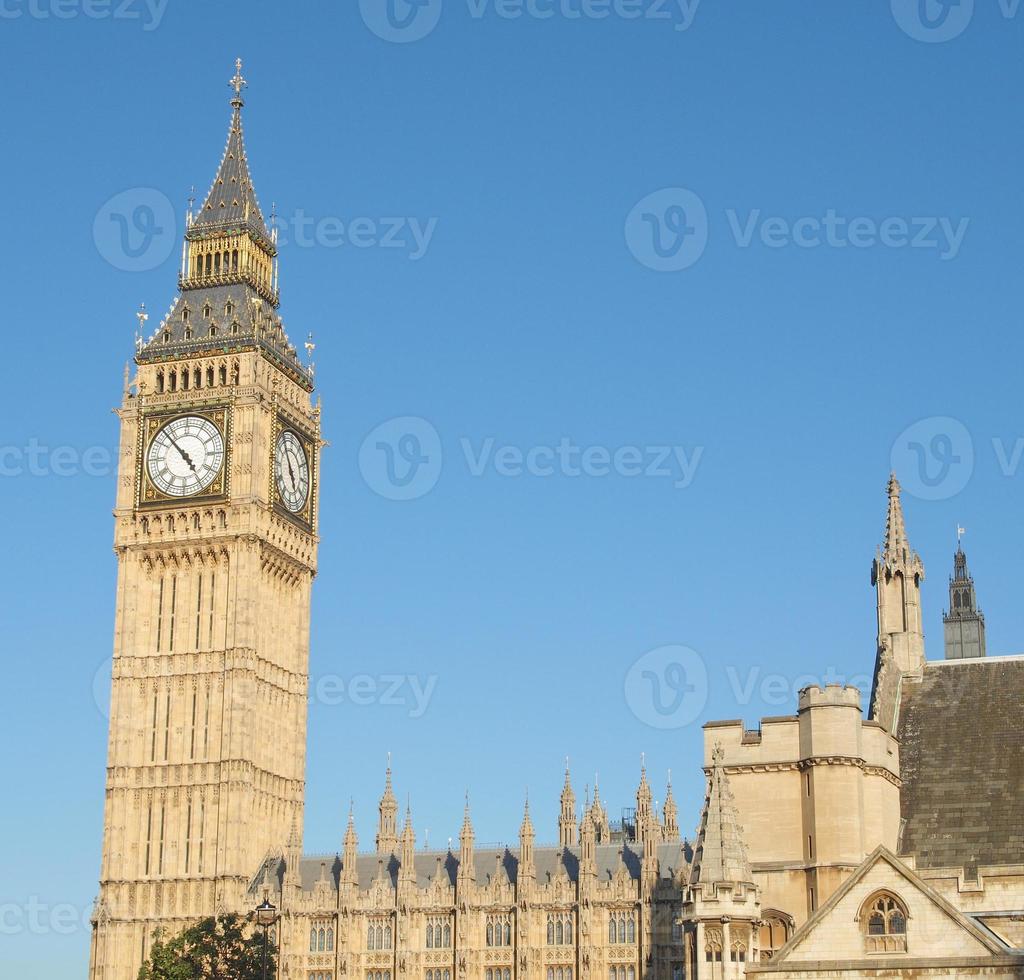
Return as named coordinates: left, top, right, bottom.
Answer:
left=253, top=897, right=279, bottom=980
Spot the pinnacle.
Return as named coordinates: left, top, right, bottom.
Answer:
left=690, top=743, right=752, bottom=887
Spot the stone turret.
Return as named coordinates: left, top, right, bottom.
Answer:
left=943, top=541, right=987, bottom=659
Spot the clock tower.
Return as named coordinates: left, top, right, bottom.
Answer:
left=89, top=61, right=320, bottom=980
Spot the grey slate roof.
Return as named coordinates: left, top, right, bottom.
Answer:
left=252, top=842, right=691, bottom=896
left=190, top=102, right=273, bottom=247
left=898, top=656, right=1024, bottom=873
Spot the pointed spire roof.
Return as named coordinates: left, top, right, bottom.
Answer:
left=191, top=58, right=272, bottom=244
left=883, top=472, right=910, bottom=560
left=344, top=802, right=357, bottom=848
left=638, top=755, right=652, bottom=802
left=690, top=744, right=752, bottom=887
left=461, top=792, right=474, bottom=838
left=520, top=794, right=534, bottom=837
left=381, top=759, right=397, bottom=807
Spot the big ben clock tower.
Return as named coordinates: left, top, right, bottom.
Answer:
left=89, top=61, right=320, bottom=980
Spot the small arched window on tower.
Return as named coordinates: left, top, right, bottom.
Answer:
left=209, top=324, right=217, bottom=338
left=860, top=891, right=908, bottom=953
left=156, top=370, right=165, bottom=394
left=203, top=302, right=212, bottom=319
left=758, top=911, right=793, bottom=961
left=206, top=366, right=214, bottom=387
left=169, top=370, right=177, bottom=392
left=218, top=365, right=227, bottom=385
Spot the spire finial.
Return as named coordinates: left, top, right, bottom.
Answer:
left=134, top=303, right=148, bottom=353
left=229, top=57, right=247, bottom=106
left=957, top=524, right=966, bottom=545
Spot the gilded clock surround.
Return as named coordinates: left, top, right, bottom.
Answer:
left=272, top=411, right=316, bottom=527
left=138, top=406, right=231, bottom=506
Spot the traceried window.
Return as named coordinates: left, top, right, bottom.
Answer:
left=308, top=973, right=332, bottom=980
left=425, top=917, right=451, bottom=949
left=758, top=912, right=792, bottom=961
left=606, top=968, right=634, bottom=980
left=608, top=912, right=636, bottom=945
left=366, top=973, right=391, bottom=980
left=367, top=920, right=393, bottom=951
left=704, top=927, right=723, bottom=963
left=546, top=912, right=573, bottom=945
left=545, top=969, right=573, bottom=980
left=485, top=971, right=512, bottom=980
left=861, top=892, right=908, bottom=953
left=425, top=971, right=451, bottom=980
left=486, top=913, right=512, bottom=947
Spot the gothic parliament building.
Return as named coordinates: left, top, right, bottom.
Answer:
left=88, top=65, right=1024, bottom=980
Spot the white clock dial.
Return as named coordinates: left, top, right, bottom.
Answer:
left=275, top=429, right=310, bottom=513
left=147, top=415, right=224, bottom=497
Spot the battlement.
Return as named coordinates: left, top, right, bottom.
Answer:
left=798, top=683, right=863, bottom=711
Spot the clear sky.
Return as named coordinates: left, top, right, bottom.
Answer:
left=2, top=1, right=1023, bottom=976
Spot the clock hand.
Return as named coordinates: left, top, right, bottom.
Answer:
left=285, top=453, right=297, bottom=489
left=167, top=434, right=197, bottom=473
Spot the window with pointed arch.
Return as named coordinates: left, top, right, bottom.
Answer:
left=485, top=971, right=512, bottom=980
left=425, top=917, right=452, bottom=949
left=608, top=912, right=636, bottom=945
left=425, top=971, right=451, bottom=980
left=547, top=912, right=573, bottom=945
left=605, top=967, right=634, bottom=980
left=367, top=919, right=392, bottom=951
left=545, top=968, right=573, bottom=980
left=365, top=973, right=391, bottom=980
left=486, top=913, right=512, bottom=947
left=729, top=939, right=747, bottom=963
left=308, top=973, right=332, bottom=980
left=758, top=912, right=792, bottom=961
left=860, top=891, right=908, bottom=953
left=704, top=927, right=723, bottom=964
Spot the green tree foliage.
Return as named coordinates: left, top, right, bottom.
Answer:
left=137, top=913, right=277, bottom=980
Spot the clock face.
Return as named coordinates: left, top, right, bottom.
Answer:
left=275, top=429, right=310, bottom=513
left=147, top=415, right=225, bottom=497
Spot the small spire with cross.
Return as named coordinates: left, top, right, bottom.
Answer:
left=229, top=57, right=247, bottom=107
left=186, top=185, right=196, bottom=227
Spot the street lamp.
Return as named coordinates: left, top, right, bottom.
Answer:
left=253, top=897, right=279, bottom=980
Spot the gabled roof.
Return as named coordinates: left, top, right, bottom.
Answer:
left=756, top=845, right=1014, bottom=973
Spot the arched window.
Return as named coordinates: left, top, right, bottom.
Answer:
left=504, top=923, right=511, bottom=945
left=384, top=925, right=392, bottom=949
left=547, top=919, right=554, bottom=945
left=609, top=916, right=616, bottom=943
left=326, top=927, right=333, bottom=951
left=503, top=971, right=510, bottom=980
left=309, top=926, right=316, bottom=952
left=565, top=919, right=572, bottom=944
left=156, top=371, right=165, bottom=393
left=486, top=923, right=494, bottom=946
left=443, top=924, right=451, bottom=947
left=206, top=366, right=214, bottom=387
left=318, top=927, right=325, bottom=951
left=367, top=923, right=375, bottom=950
left=758, top=911, right=793, bottom=962
left=609, top=969, right=616, bottom=980
left=627, top=917, right=635, bottom=943
left=427, top=923, right=434, bottom=948
left=556, top=920, right=563, bottom=944
left=861, top=892, right=908, bottom=953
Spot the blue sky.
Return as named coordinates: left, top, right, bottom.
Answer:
left=2, top=0, right=1024, bottom=976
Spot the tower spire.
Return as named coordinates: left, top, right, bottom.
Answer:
left=870, top=472, right=927, bottom=730
left=136, top=62, right=311, bottom=389
left=558, top=760, right=577, bottom=848
left=943, top=535, right=987, bottom=660
left=376, top=760, right=398, bottom=855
